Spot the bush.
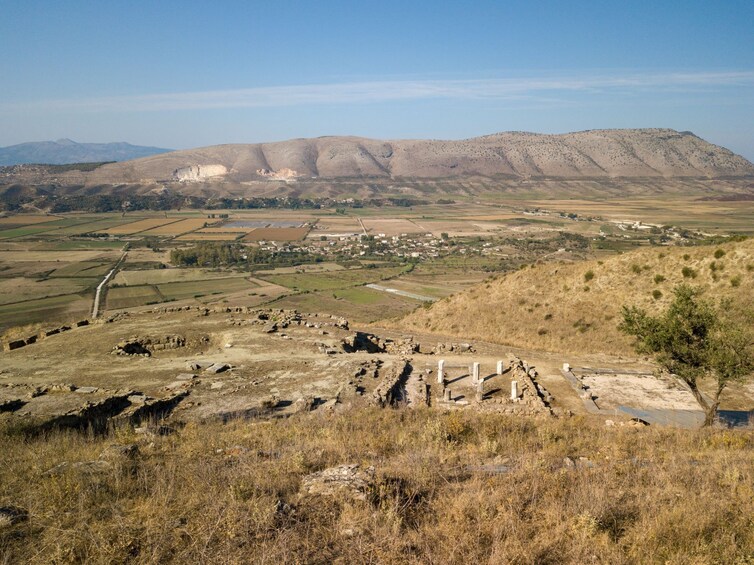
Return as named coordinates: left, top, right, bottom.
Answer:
left=654, top=274, right=665, bottom=284
left=652, top=289, right=662, bottom=300
left=682, top=266, right=697, bottom=279
left=714, top=248, right=726, bottom=259
left=731, top=275, right=742, bottom=288
left=631, top=264, right=642, bottom=274
left=584, top=270, right=594, bottom=282
left=683, top=254, right=691, bottom=261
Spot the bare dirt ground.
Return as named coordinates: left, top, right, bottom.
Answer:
left=3, top=304, right=741, bottom=432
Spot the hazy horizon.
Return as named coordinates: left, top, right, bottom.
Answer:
left=1, top=1, right=752, bottom=160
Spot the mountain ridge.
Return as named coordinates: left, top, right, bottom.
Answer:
left=82, top=128, right=754, bottom=184
left=0, top=139, right=172, bottom=166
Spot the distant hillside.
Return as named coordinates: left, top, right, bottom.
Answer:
left=0, top=139, right=172, bottom=166
left=398, top=238, right=754, bottom=356
left=84, top=129, right=754, bottom=184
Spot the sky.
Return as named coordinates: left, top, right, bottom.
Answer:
left=1, top=0, right=753, bottom=159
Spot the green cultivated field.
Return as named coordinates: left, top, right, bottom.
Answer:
left=106, top=285, right=163, bottom=310
left=157, top=277, right=256, bottom=301
left=259, top=266, right=407, bottom=291
left=49, top=261, right=114, bottom=278
left=0, top=293, right=92, bottom=332
left=273, top=286, right=419, bottom=322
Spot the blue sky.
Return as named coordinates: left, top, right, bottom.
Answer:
left=1, top=0, right=753, bottom=159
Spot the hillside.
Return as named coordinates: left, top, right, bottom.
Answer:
left=399, top=238, right=754, bottom=356
left=83, top=129, right=754, bottom=184
left=0, top=139, right=171, bottom=166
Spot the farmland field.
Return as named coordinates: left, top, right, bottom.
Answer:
left=272, top=285, right=419, bottom=322
left=104, top=218, right=182, bottom=235
left=156, top=277, right=256, bottom=301
left=49, top=261, right=114, bottom=278
left=175, top=233, right=241, bottom=241
left=0, top=277, right=98, bottom=305
left=196, top=226, right=254, bottom=233
left=112, top=268, right=250, bottom=286
left=242, top=227, right=310, bottom=241
left=0, top=218, right=95, bottom=239
left=258, top=265, right=407, bottom=292
left=106, top=285, right=163, bottom=310
left=140, top=218, right=218, bottom=236
left=361, top=218, right=425, bottom=236
left=0, top=293, right=92, bottom=332
left=51, top=216, right=139, bottom=235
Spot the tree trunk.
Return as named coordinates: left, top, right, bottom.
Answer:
left=690, top=381, right=725, bottom=428
left=703, top=402, right=720, bottom=427
left=687, top=383, right=713, bottom=427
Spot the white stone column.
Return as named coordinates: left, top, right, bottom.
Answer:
left=472, top=362, right=481, bottom=384
left=497, top=360, right=504, bottom=375
left=437, top=360, right=445, bottom=384
left=562, top=362, right=571, bottom=372
left=475, top=379, right=484, bottom=402
left=511, top=380, right=518, bottom=401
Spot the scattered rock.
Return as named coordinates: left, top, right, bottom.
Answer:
left=300, top=464, right=376, bottom=501
left=99, top=444, right=139, bottom=460
left=175, top=373, right=198, bottom=381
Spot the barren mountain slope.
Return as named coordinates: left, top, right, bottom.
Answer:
left=397, top=238, right=754, bottom=356
left=83, top=129, right=754, bottom=184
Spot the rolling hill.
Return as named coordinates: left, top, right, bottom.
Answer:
left=397, top=238, right=754, bottom=357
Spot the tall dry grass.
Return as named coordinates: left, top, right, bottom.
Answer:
left=401, top=238, right=754, bottom=356
left=2, top=408, right=753, bottom=563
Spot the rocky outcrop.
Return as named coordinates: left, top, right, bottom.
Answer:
left=173, top=164, right=227, bottom=181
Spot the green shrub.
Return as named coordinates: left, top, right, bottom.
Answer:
left=631, top=264, right=642, bottom=274
left=731, top=276, right=742, bottom=288
left=714, top=248, right=726, bottom=259
left=654, top=274, right=665, bottom=284
left=584, top=270, right=594, bottom=282
left=682, top=266, right=697, bottom=279
left=652, top=289, right=662, bottom=300
left=683, top=254, right=691, bottom=261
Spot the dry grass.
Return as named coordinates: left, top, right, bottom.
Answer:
left=1, top=409, right=754, bottom=563
left=401, top=238, right=754, bottom=355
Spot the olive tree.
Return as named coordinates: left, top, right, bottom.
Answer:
left=619, top=284, right=754, bottom=427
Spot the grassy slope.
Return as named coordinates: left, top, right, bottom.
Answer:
left=1, top=409, right=753, bottom=563
left=400, top=238, right=754, bottom=356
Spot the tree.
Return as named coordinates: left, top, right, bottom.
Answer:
left=619, top=285, right=754, bottom=427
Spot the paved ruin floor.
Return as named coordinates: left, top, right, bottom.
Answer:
left=579, top=372, right=699, bottom=411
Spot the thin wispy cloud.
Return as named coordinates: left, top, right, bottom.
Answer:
left=3, top=71, right=753, bottom=113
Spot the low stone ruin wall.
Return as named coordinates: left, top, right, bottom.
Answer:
left=371, top=359, right=412, bottom=407
left=3, top=320, right=90, bottom=352
left=111, top=335, right=188, bottom=356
